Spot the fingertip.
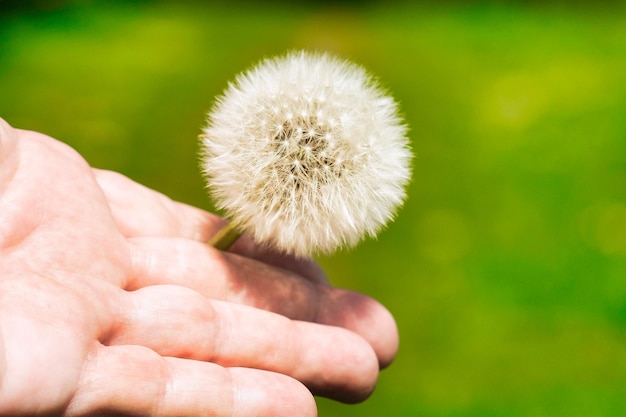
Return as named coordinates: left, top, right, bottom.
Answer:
left=0, top=117, right=17, bottom=157
left=319, top=332, right=379, bottom=404
left=229, top=368, right=318, bottom=417
left=0, top=117, right=12, bottom=134
left=369, top=300, right=400, bottom=369
left=292, top=322, right=379, bottom=404
left=0, top=118, right=20, bottom=195
left=318, top=288, right=399, bottom=369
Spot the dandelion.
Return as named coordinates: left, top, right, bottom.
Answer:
left=200, top=50, right=412, bottom=257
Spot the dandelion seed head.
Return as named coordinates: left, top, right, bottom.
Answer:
left=201, top=51, right=412, bottom=256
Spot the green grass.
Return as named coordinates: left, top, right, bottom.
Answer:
left=1, top=1, right=625, bottom=416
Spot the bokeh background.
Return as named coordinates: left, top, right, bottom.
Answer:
left=1, top=1, right=625, bottom=415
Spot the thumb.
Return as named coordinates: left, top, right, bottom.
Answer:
left=0, top=117, right=20, bottom=195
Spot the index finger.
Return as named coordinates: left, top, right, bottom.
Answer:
left=93, top=168, right=327, bottom=283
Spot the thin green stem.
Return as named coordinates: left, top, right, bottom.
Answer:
left=208, top=220, right=242, bottom=251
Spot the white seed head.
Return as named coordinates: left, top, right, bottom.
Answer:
left=201, top=51, right=412, bottom=256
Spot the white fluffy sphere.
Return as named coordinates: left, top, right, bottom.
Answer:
left=201, top=51, right=412, bottom=256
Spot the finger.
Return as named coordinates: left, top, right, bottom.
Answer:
left=126, top=237, right=398, bottom=366
left=67, top=343, right=317, bottom=417
left=0, top=118, right=19, bottom=192
left=93, top=169, right=219, bottom=241
left=126, top=237, right=322, bottom=320
left=106, top=285, right=379, bottom=403
left=315, top=285, right=399, bottom=369
left=95, top=169, right=327, bottom=282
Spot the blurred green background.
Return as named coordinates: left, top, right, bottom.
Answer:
left=1, top=1, right=625, bottom=415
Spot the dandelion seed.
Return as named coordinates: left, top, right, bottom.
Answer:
left=201, top=50, right=412, bottom=256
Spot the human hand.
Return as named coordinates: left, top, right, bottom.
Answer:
left=0, top=118, right=398, bottom=416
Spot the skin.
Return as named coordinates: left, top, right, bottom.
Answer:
left=0, top=118, right=398, bottom=417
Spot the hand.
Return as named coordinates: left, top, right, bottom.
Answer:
left=0, top=118, right=398, bottom=416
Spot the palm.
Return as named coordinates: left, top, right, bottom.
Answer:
left=0, top=122, right=398, bottom=416
left=0, top=130, right=134, bottom=412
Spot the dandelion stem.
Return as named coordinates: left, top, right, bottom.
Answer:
left=208, top=220, right=242, bottom=251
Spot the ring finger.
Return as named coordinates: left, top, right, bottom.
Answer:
left=105, top=284, right=379, bottom=403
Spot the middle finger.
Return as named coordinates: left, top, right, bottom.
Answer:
left=106, top=284, right=379, bottom=403
left=125, top=236, right=399, bottom=367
